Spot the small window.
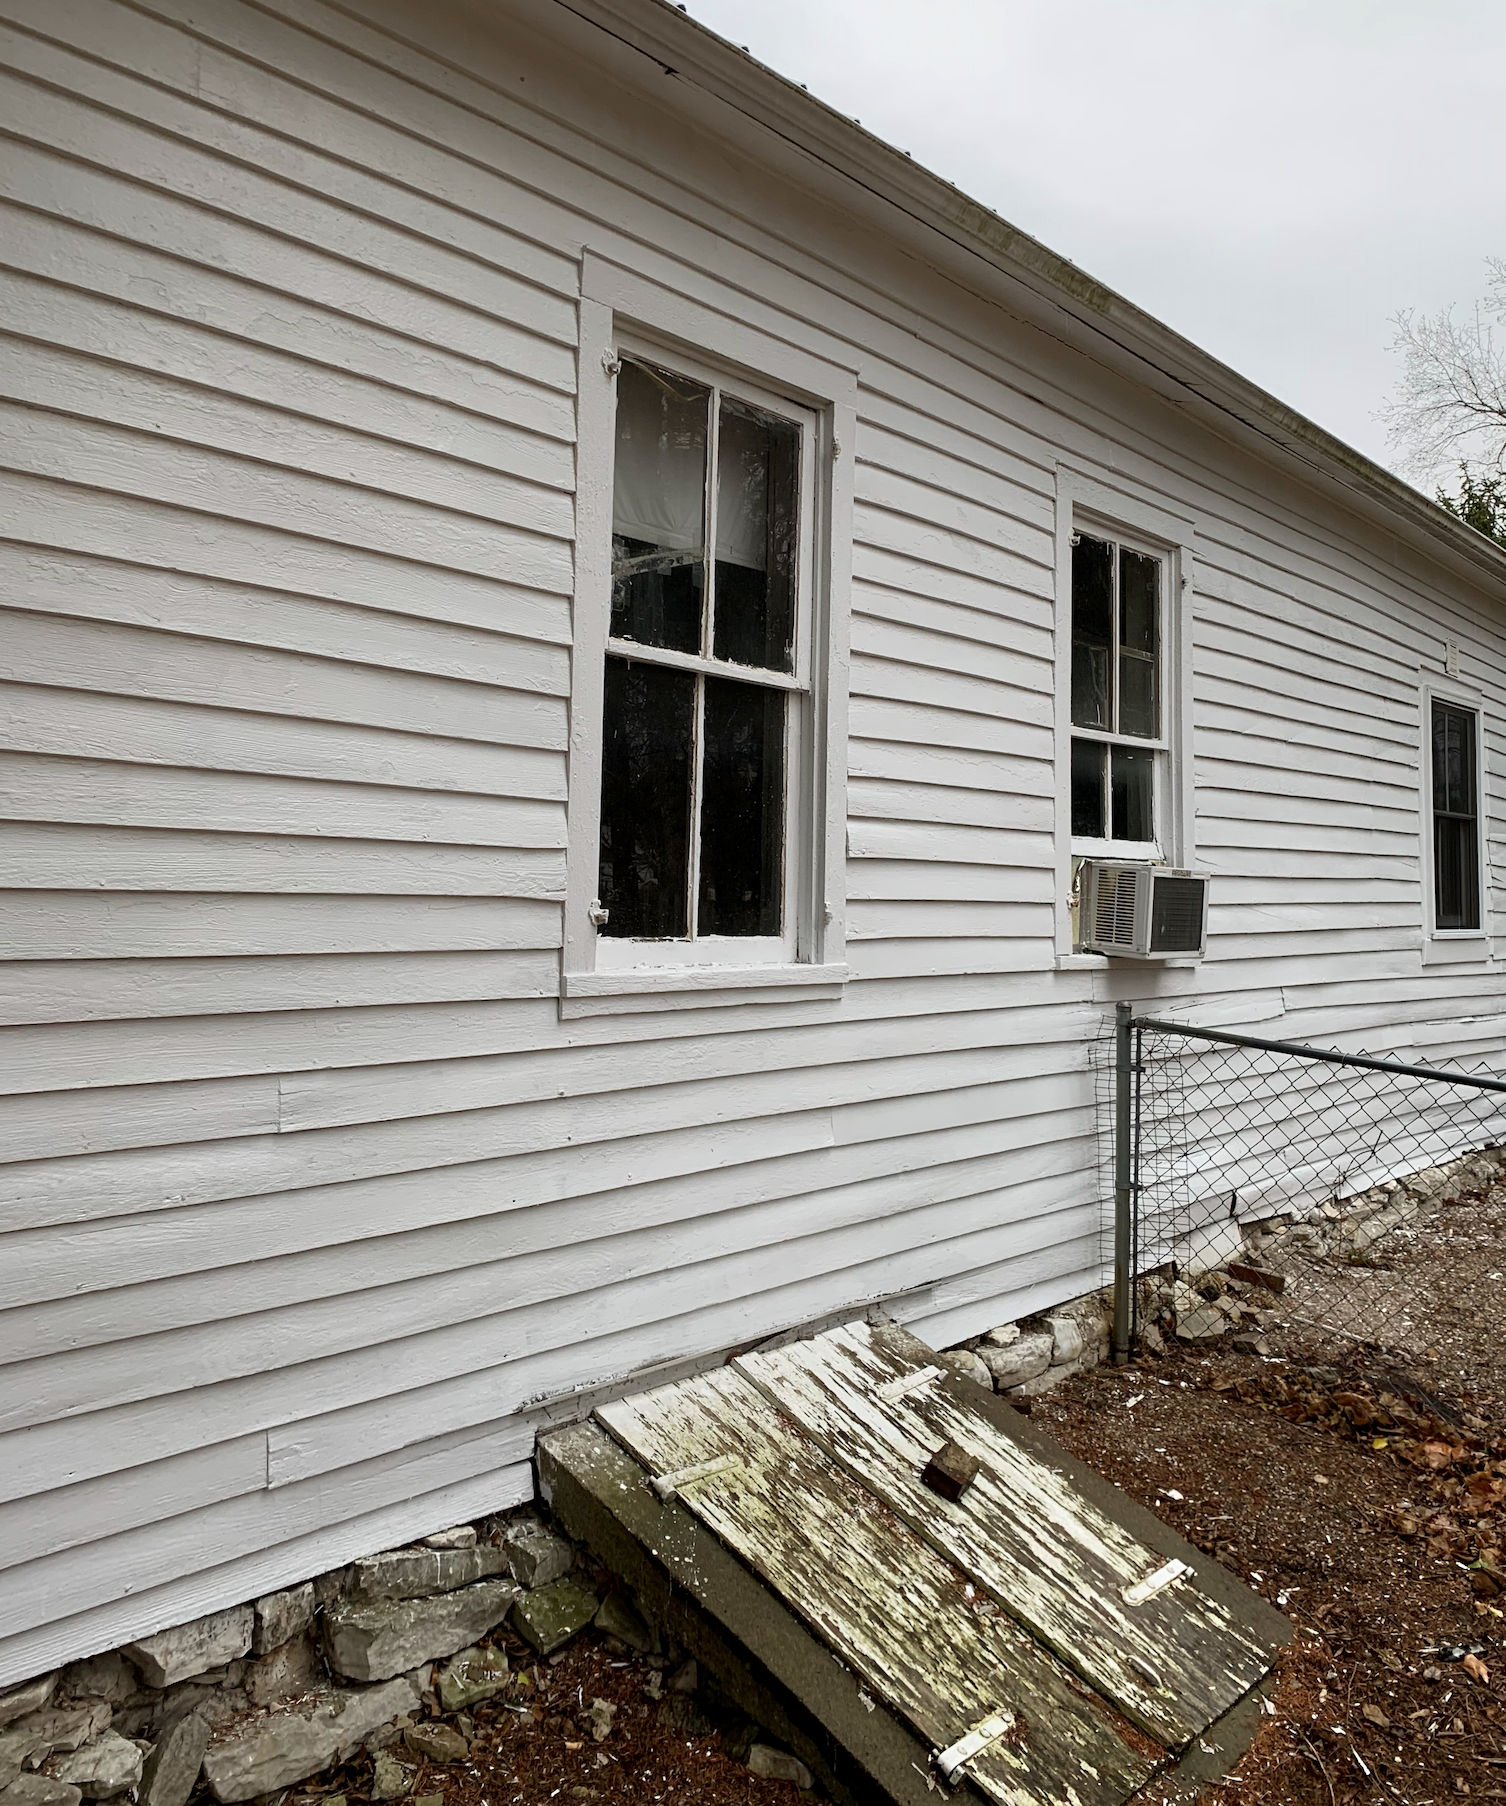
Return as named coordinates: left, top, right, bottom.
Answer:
left=1431, top=699, right=1481, bottom=931
left=596, top=356, right=809, bottom=954
left=1069, top=532, right=1165, bottom=846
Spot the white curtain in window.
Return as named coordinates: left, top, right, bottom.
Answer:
left=612, top=363, right=707, bottom=552
left=715, top=406, right=768, bottom=572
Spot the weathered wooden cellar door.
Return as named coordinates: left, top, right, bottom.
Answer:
left=542, top=1319, right=1287, bottom=1806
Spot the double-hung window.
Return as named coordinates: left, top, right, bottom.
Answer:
left=1069, top=529, right=1166, bottom=851
left=595, top=353, right=815, bottom=966
left=1430, top=697, right=1482, bottom=933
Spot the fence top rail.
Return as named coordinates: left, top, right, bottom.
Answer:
left=1134, top=1015, right=1506, bottom=1097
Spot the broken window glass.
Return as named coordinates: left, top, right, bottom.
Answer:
left=611, top=359, right=709, bottom=655
left=713, top=401, right=798, bottom=673
left=598, top=355, right=805, bottom=945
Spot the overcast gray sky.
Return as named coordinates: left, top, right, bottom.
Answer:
left=686, top=0, right=1504, bottom=488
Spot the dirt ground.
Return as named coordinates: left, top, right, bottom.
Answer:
left=307, top=1606, right=809, bottom=1806
left=300, top=1339, right=1504, bottom=1806
left=1035, top=1342, right=1506, bottom=1806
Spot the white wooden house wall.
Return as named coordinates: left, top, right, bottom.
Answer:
left=1, top=0, right=1504, bottom=1686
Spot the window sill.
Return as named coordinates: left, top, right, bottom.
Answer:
left=559, top=960, right=849, bottom=1018
left=1055, top=951, right=1106, bottom=971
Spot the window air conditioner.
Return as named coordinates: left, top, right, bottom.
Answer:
left=1079, top=862, right=1209, bottom=959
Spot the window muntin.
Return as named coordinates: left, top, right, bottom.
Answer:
left=1431, top=698, right=1481, bottom=932
left=598, top=354, right=808, bottom=952
left=1070, top=531, right=1165, bottom=847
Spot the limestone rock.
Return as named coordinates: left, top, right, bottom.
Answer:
left=125, top=1609, right=254, bottom=1688
left=311, top=1570, right=349, bottom=1610
left=978, top=1331, right=1052, bottom=1390
left=511, top=1581, right=598, bottom=1656
left=747, top=1744, right=812, bottom=1789
left=434, top=1648, right=508, bottom=1714
left=370, top=1750, right=413, bottom=1800
left=500, top=1522, right=572, bottom=1590
left=201, top=1678, right=418, bottom=1803
left=44, top=1731, right=142, bottom=1800
left=401, top=1724, right=468, bottom=1766
left=656, top=1693, right=712, bottom=1735
left=55, top=1662, right=130, bottom=1713
left=138, top=1711, right=209, bottom=1806
left=1, top=1774, right=81, bottom=1806
left=348, top=1549, right=511, bottom=1603
left=1139, top=1321, right=1166, bottom=1356
left=593, top=1592, right=653, bottom=1654
left=980, top=1323, right=1020, bottom=1347
left=0, top=1680, right=57, bottom=1731
left=1044, top=1315, right=1085, bottom=1365
left=1011, top=1347, right=1098, bottom=1398
left=252, top=1584, right=314, bottom=1657
left=324, top=1580, right=519, bottom=1683
left=245, top=1634, right=322, bottom=1708
left=6, top=1702, right=112, bottom=1772
left=421, top=1527, right=477, bottom=1551
left=586, top=1699, right=615, bottom=1743
left=936, top=1348, right=991, bottom=1389
left=1174, top=1306, right=1227, bottom=1341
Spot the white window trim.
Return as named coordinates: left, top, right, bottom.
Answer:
left=561, top=254, right=856, bottom=1017
left=1419, top=674, right=1493, bottom=965
left=1051, top=468, right=1195, bottom=965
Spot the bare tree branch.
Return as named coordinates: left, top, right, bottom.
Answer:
left=1381, top=261, right=1506, bottom=485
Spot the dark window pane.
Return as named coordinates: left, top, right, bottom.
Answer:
left=611, top=359, right=708, bottom=654
left=1119, top=651, right=1158, bottom=739
left=1111, top=745, right=1154, bottom=842
left=713, top=401, right=798, bottom=672
left=1072, top=642, right=1110, bottom=731
left=1070, top=535, right=1113, bottom=729
left=1071, top=738, right=1106, bottom=838
left=1432, top=701, right=1480, bottom=930
left=1436, top=819, right=1480, bottom=930
left=699, top=677, right=785, bottom=936
left=1120, top=549, right=1159, bottom=654
left=598, top=658, right=694, bottom=938
left=1432, top=701, right=1477, bottom=818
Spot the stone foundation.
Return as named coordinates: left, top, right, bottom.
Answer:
left=939, top=1290, right=1115, bottom=1403
left=0, top=1512, right=587, bottom=1806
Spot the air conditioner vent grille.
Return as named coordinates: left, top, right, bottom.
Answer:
left=1149, top=875, right=1206, bottom=954
left=1093, top=867, right=1139, bottom=949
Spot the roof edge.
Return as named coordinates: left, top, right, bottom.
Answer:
left=555, top=0, right=1506, bottom=594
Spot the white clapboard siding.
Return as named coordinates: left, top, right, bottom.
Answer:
left=2, top=0, right=1505, bottom=1690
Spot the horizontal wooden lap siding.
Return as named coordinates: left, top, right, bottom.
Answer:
left=1, top=0, right=1505, bottom=1689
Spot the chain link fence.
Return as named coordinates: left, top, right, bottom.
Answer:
left=1119, top=1014, right=1506, bottom=1420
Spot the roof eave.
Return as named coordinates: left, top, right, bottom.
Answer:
left=555, top=0, right=1506, bottom=594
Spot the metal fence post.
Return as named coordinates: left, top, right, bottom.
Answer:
left=1112, top=1001, right=1134, bottom=1366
